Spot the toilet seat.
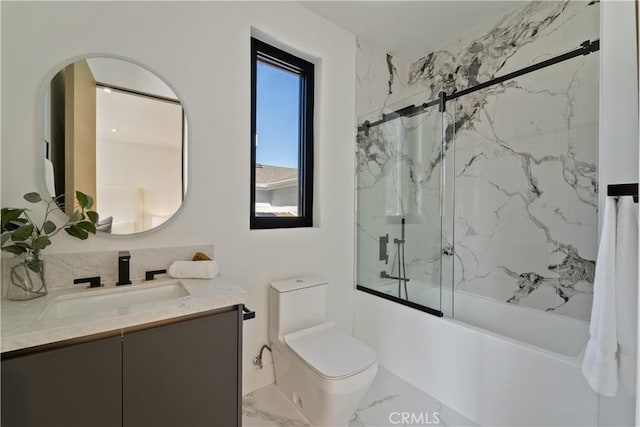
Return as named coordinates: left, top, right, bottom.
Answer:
left=284, top=322, right=377, bottom=380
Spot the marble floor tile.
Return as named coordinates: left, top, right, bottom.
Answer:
left=242, top=383, right=311, bottom=427
left=242, top=367, right=476, bottom=427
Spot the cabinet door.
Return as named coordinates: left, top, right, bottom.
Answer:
left=1, top=335, right=122, bottom=427
left=122, top=309, right=240, bottom=427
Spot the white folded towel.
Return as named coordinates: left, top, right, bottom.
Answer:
left=168, top=260, right=219, bottom=279
left=615, top=196, right=638, bottom=396
left=582, top=197, right=618, bottom=396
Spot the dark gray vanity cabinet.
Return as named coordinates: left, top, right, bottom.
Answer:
left=1, top=306, right=242, bottom=427
left=122, top=309, right=240, bottom=427
left=1, top=335, right=122, bottom=427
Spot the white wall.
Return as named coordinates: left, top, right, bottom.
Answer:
left=637, top=5, right=640, bottom=423
left=1, top=1, right=356, bottom=393
left=96, top=140, right=182, bottom=232
left=598, top=0, right=639, bottom=227
left=597, top=1, right=639, bottom=424
left=271, top=186, right=297, bottom=207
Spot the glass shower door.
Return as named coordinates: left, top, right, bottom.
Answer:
left=356, top=99, right=444, bottom=314
left=447, top=53, right=599, bottom=329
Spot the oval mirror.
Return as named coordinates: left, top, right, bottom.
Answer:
left=43, top=57, right=187, bottom=235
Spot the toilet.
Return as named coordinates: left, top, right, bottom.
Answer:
left=268, top=276, right=377, bottom=427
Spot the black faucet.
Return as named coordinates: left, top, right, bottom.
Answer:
left=116, top=251, right=132, bottom=286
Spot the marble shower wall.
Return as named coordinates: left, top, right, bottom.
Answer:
left=356, top=0, right=599, bottom=321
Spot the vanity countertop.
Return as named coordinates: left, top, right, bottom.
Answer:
left=1, top=276, right=247, bottom=353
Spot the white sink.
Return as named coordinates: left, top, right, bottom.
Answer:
left=41, top=281, right=190, bottom=321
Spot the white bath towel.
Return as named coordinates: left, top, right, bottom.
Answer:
left=168, top=260, right=219, bottom=279
left=582, top=197, right=618, bottom=396
left=615, top=196, right=638, bottom=396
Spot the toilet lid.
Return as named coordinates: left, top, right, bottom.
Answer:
left=284, top=322, right=377, bottom=379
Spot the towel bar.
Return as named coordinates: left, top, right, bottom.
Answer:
left=242, top=305, right=256, bottom=321
left=607, top=183, right=638, bottom=203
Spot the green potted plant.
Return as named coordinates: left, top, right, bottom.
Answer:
left=1, top=191, right=99, bottom=300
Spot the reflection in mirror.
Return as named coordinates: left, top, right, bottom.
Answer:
left=43, top=57, right=187, bottom=235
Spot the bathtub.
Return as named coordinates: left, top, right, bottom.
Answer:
left=354, top=284, right=601, bottom=426
left=372, top=280, right=590, bottom=357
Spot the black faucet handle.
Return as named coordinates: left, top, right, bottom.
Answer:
left=74, top=276, right=102, bottom=288
left=145, top=269, right=167, bottom=281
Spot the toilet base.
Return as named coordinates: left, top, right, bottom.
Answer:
left=272, top=341, right=377, bottom=427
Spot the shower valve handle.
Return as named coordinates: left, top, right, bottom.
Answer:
left=379, top=234, right=389, bottom=264
left=380, top=271, right=410, bottom=282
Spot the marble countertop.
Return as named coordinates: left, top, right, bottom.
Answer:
left=1, top=276, right=247, bottom=353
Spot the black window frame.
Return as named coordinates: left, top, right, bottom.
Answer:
left=250, top=37, right=314, bottom=229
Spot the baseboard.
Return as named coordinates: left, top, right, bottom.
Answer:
left=243, top=362, right=275, bottom=396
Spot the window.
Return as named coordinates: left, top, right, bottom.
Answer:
left=250, top=37, right=314, bottom=229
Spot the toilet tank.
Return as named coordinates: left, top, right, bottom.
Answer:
left=269, top=276, right=328, bottom=343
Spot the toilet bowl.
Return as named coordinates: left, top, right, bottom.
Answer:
left=269, top=277, right=377, bottom=427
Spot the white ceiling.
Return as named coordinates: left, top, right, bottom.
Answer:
left=300, top=1, right=523, bottom=59
left=87, top=57, right=178, bottom=101
left=96, top=88, right=183, bottom=148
